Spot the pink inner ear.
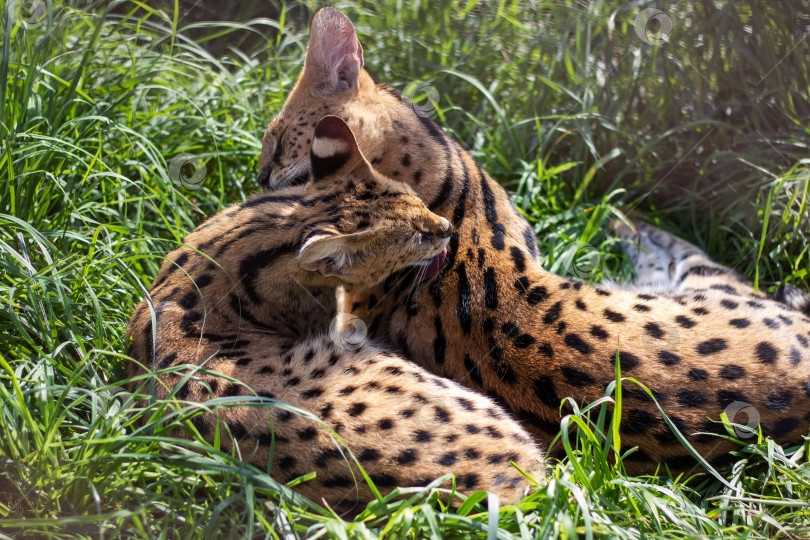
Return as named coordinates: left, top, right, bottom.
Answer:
left=309, top=9, right=363, bottom=87
left=329, top=25, right=360, bottom=71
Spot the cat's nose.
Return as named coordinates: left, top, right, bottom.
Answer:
left=438, top=217, right=452, bottom=238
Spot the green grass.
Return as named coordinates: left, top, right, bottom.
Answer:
left=1, top=0, right=809, bottom=537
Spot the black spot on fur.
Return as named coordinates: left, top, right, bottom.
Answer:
left=643, top=322, right=665, bottom=339
left=564, top=333, right=592, bottom=354
left=678, top=265, right=725, bottom=282
left=302, top=388, right=324, bottom=399
left=463, top=354, right=484, bottom=386
left=655, top=416, right=691, bottom=446
left=297, top=427, right=318, bottom=441
left=433, top=316, right=446, bottom=365
left=755, top=342, right=778, bottom=364
left=347, top=402, right=367, bottom=417
left=524, top=226, right=538, bottom=258
left=510, top=246, right=526, bottom=272
left=677, top=389, right=708, bottom=408
left=720, top=299, right=738, bottom=309
left=502, top=321, right=519, bottom=337
left=157, top=352, right=177, bottom=370
left=543, top=301, right=564, bottom=325
left=603, top=309, right=625, bottom=323
left=358, top=448, right=381, bottom=462
left=490, top=223, right=506, bottom=250
left=696, top=338, right=727, bottom=355
left=483, top=267, right=499, bottom=309
left=687, top=368, right=709, bottom=380
left=514, top=334, right=535, bottom=348
left=322, top=476, right=353, bottom=488
left=534, top=376, right=561, bottom=408
left=611, top=350, right=640, bottom=371
left=715, top=389, right=749, bottom=408
left=590, top=325, right=608, bottom=340
left=729, top=318, right=751, bottom=328
left=179, top=291, right=198, bottom=310
left=621, top=409, right=659, bottom=435
left=514, top=276, right=530, bottom=292
left=675, top=315, right=696, bottom=328
left=657, top=351, right=681, bottom=365
left=768, top=417, right=800, bottom=438
left=561, top=366, right=596, bottom=387
left=719, top=364, right=746, bottom=379
left=765, top=391, right=793, bottom=410
left=454, top=263, right=472, bottom=333
left=527, top=286, right=549, bottom=305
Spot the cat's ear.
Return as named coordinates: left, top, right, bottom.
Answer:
left=308, top=115, right=368, bottom=181
left=298, top=230, right=370, bottom=277
left=302, top=7, right=364, bottom=93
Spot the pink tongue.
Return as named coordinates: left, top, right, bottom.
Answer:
left=422, top=247, right=448, bottom=278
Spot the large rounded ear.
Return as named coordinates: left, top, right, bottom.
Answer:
left=302, top=7, right=364, bottom=93
left=298, top=230, right=370, bottom=277
left=309, top=115, right=365, bottom=181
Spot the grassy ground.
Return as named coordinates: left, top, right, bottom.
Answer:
left=1, top=0, right=809, bottom=537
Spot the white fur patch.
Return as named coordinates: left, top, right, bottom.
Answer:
left=312, top=136, right=350, bottom=158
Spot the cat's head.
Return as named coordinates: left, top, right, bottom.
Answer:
left=297, top=115, right=451, bottom=290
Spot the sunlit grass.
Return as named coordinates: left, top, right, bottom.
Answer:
left=1, top=0, right=809, bottom=537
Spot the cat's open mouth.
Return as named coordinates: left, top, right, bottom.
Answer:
left=421, top=246, right=448, bottom=278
